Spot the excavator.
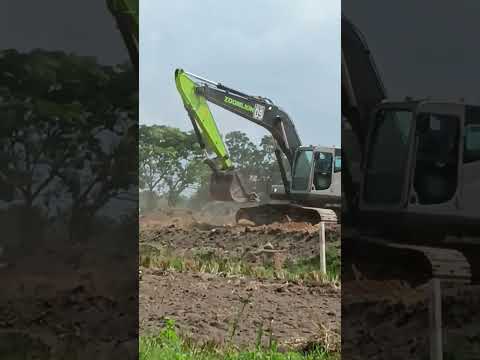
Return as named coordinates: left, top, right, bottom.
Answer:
left=342, top=15, right=480, bottom=285
left=105, top=0, right=480, bottom=285
left=107, top=0, right=341, bottom=227
left=107, top=0, right=341, bottom=226
left=175, top=69, right=341, bottom=225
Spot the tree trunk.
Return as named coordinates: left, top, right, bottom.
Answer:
left=145, top=189, right=157, bottom=212
left=167, top=191, right=178, bottom=207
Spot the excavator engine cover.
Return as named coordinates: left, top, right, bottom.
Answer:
left=209, top=171, right=254, bottom=203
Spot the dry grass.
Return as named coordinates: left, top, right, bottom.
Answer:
left=139, top=245, right=340, bottom=287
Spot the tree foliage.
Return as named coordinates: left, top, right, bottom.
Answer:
left=0, top=49, right=137, bottom=242
left=139, top=125, right=208, bottom=207
left=225, top=131, right=280, bottom=195
left=138, top=125, right=282, bottom=209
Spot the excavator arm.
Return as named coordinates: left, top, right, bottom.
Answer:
left=341, top=15, right=386, bottom=148
left=175, top=69, right=234, bottom=172
left=175, top=68, right=303, bottom=202
left=341, top=15, right=387, bottom=219
left=107, top=0, right=139, bottom=73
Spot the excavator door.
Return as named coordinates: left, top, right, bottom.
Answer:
left=290, top=146, right=339, bottom=194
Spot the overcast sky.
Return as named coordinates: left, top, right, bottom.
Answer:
left=343, top=0, right=480, bottom=105
left=0, top=0, right=128, bottom=65
left=140, top=0, right=340, bottom=147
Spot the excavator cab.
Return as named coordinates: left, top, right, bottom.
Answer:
left=291, top=146, right=341, bottom=196
left=359, top=100, right=480, bottom=224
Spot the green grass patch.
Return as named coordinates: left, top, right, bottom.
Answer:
left=140, top=245, right=340, bottom=286
left=285, top=245, right=340, bottom=281
left=140, top=320, right=339, bottom=360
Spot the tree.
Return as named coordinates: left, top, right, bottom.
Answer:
left=225, top=131, right=265, bottom=173
left=139, top=125, right=208, bottom=207
left=224, top=131, right=279, bottom=196
left=0, top=49, right=137, bottom=243
left=139, top=125, right=171, bottom=193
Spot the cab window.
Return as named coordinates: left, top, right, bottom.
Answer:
left=464, top=125, right=480, bottom=163
left=291, top=150, right=313, bottom=191
left=464, top=105, right=480, bottom=163
left=334, top=156, right=341, bottom=172
left=313, top=152, right=332, bottom=190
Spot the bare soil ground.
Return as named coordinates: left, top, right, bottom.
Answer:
left=342, top=280, right=480, bottom=359
left=139, top=207, right=341, bottom=349
left=140, top=269, right=339, bottom=348
left=140, top=207, right=340, bottom=264
left=0, top=235, right=137, bottom=359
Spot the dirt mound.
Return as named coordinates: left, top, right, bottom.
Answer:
left=140, top=220, right=340, bottom=262
left=140, top=269, right=340, bottom=348
left=140, top=208, right=197, bottom=228
left=198, top=201, right=243, bottom=225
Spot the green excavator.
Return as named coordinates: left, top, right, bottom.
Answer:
left=175, top=69, right=341, bottom=225
left=342, top=14, right=480, bottom=285
left=106, top=0, right=340, bottom=225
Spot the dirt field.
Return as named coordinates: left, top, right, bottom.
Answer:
left=140, top=207, right=340, bottom=263
left=139, top=207, right=341, bottom=350
left=140, top=269, right=339, bottom=348
left=342, top=280, right=480, bottom=359
left=0, top=245, right=137, bottom=359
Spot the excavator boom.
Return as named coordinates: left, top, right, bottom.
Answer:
left=341, top=15, right=387, bottom=220
left=174, top=68, right=306, bottom=203
left=175, top=69, right=233, bottom=171
left=175, top=69, right=260, bottom=203
left=107, top=0, right=139, bottom=73
left=341, top=15, right=386, bottom=145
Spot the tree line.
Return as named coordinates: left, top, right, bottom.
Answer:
left=0, top=49, right=137, bottom=247
left=139, top=125, right=284, bottom=211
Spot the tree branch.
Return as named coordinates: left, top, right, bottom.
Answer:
left=31, top=172, right=57, bottom=200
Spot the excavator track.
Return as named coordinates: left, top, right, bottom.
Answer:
left=387, top=243, right=471, bottom=282
left=344, top=234, right=473, bottom=287
left=235, top=202, right=338, bottom=226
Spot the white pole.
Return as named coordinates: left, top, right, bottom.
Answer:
left=319, top=221, right=326, bottom=275
left=429, top=278, right=443, bottom=360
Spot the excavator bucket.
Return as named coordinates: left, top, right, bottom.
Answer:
left=209, top=171, right=256, bottom=203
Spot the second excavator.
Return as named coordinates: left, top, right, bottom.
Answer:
left=342, top=15, right=480, bottom=285
left=175, top=69, right=341, bottom=225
